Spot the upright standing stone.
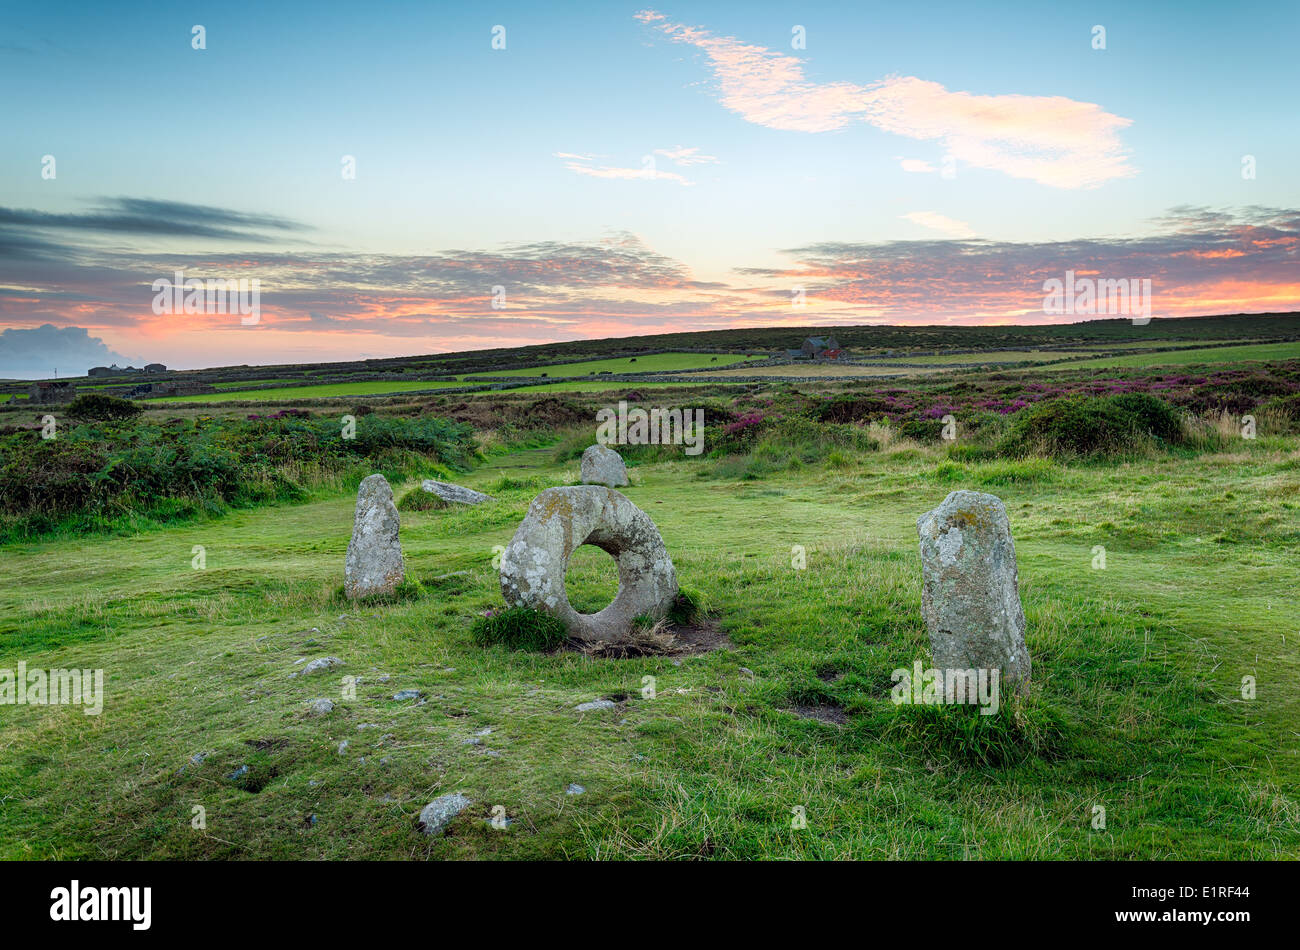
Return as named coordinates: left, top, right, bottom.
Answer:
left=916, top=490, right=1030, bottom=688
left=580, top=444, right=629, bottom=487
left=345, top=474, right=405, bottom=599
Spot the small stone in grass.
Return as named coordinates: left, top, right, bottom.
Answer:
left=417, top=793, right=472, bottom=837
left=393, top=689, right=422, bottom=701
left=292, top=656, right=343, bottom=677
left=307, top=698, right=334, bottom=716
left=575, top=699, right=616, bottom=712
left=565, top=783, right=586, bottom=796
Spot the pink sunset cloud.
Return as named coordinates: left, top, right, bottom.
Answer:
left=635, top=10, right=1135, bottom=189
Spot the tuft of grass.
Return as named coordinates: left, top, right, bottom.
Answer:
left=884, top=693, right=1072, bottom=767
left=397, top=487, right=445, bottom=511
left=471, top=607, right=568, bottom=651
left=666, top=587, right=706, bottom=626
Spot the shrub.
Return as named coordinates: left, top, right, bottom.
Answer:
left=471, top=607, right=568, bottom=651
left=1262, top=393, right=1300, bottom=432
left=65, top=394, right=142, bottom=421
left=0, top=412, right=476, bottom=542
left=999, top=392, right=1186, bottom=458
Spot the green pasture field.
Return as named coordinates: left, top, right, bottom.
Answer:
left=1, top=421, right=1296, bottom=859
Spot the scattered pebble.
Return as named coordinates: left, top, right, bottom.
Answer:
left=565, top=783, right=586, bottom=796
left=307, top=698, right=334, bottom=716
left=337, top=740, right=349, bottom=755
left=226, top=765, right=249, bottom=781
left=190, top=752, right=207, bottom=766
left=575, top=699, right=617, bottom=712
left=393, top=689, right=422, bottom=701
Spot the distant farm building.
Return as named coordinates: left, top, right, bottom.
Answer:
left=144, top=363, right=167, bottom=373
left=789, top=336, right=846, bottom=360
left=27, top=380, right=77, bottom=404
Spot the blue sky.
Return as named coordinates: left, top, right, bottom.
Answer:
left=2, top=1, right=1298, bottom=373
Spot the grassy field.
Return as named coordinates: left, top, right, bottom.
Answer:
left=162, top=380, right=463, bottom=403
left=2, top=416, right=1297, bottom=858
left=490, top=379, right=725, bottom=394
left=463, top=351, right=763, bottom=379
left=1042, top=341, right=1300, bottom=371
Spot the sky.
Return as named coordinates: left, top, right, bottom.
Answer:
left=1, top=0, right=1298, bottom=375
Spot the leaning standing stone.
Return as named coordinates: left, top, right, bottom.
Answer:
left=344, top=474, right=405, bottom=599
left=580, top=444, right=629, bottom=487
left=916, top=490, right=1030, bottom=689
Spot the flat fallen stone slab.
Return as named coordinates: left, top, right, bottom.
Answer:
left=422, top=479, right=493, bottom=505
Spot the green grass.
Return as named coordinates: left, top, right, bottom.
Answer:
left=1, top=425, right=1297, bottom=859
left=212, top=378, right=304, bottom=389
left=1041, top=341, right=1300, bottom=370
left=161, top=380, right=462, bottom=402
left=883, top=350, right=1105, bottom=364
left=490, top=379, right=725, bottom=395
left=463, top=351, right=763, bottom=379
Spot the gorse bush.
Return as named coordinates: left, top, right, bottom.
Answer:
left=65, top=394, right=143, bottom=421
left=998, top=392, right=1187, bottom=458
left=0, top=413, right=476, bottom=541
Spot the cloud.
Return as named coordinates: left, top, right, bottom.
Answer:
left=739, top=206, right=1300, bottom=320
left=636, top=10, right=1135, bottom=188
left=555, top=152, right=694, bottom=185
left=897, top=157, right=935, bottom=173
left=0, top=197, right=306, bottom=242
left=0, top=323, right=136, bottom=377
left=900, top=211, right=975, bottom=239
left=654, top=145, right=720, bottom=166
left=2, top=199, right=1296, bottom=370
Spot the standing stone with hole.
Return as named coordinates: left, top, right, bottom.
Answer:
left=344, top=473, right=405, bottom=599
left=580, top=444, right=629, bottom=487
left=499, top=485, right=677, bottom=643
left=916, top=490, right=1030, bottom=690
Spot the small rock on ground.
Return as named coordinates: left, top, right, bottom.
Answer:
left=292, top=656, right=343, bottom=677
left=417, top=793, right=472, bottom=837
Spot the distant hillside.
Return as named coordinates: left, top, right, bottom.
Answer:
left=6, top=311, right=1299, bottom=389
